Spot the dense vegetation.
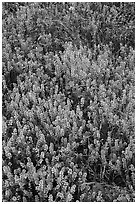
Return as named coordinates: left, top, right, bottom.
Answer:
left=2, top=2, right=135, bottom=202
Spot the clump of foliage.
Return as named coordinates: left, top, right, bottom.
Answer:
left=2, top=2, right=135, bottom=202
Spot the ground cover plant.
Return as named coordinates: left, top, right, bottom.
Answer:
left=2, top=2, right=135, bottom=202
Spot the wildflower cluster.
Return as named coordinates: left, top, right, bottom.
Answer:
left=2, top=2, right=134, bottom=202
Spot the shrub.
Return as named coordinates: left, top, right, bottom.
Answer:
left=2, top=2, right=135, bottom=202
